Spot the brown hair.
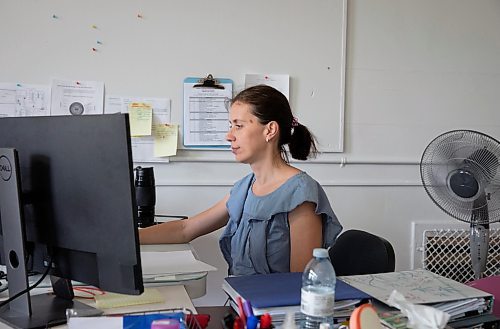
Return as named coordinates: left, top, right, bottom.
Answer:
left=231, top=85, right=317, bottom=161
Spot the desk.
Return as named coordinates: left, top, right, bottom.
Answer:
left=0, top=243, right=209, bottom=328
left=197, top=306, right=234, bottom=329
left=0, top=285, right=195, bottom=329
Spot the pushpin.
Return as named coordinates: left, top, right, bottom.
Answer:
left=16, top=83, right=22, bottom=87
left=137, top=13, right=143, bottom=18
left=91, top=24, right=97, bottom=29
left=96, top=40, right=102, bottom=45
left=76, top=81, right=81, bottom=85
left=52, top=14, right=58, bottom=19
left=92, top=47, right=97, bottom=52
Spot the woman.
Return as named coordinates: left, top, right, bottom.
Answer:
left=140, top=85, right=342, bottom=275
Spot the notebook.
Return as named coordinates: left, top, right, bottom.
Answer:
left=94, top=287, right=165, bottom=309
left=339, top=269, right=493, bottom=321
left=222, top=272, right=370, bottom=318
left=339, top=269, right=493, bottom=305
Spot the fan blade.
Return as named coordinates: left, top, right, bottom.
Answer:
left=465, top=148, right=499, bottom=183
left=420, top=130, right=500, bottom=224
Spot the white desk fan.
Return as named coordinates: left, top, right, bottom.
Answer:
left=420, top=130, right=500, bottom=279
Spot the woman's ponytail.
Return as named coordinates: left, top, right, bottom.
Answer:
left=289, top=123, right=318, bottom=160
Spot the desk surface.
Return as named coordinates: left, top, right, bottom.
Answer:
left=197, top=306, right=234, bottom=329
left=0, top=243, right=209, bottom=328
left=0, top=285, right=195, bottom=329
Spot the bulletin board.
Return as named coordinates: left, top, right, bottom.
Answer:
left=0, top=0, right=346, bottom=154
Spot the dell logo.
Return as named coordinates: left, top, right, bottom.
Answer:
left=0, top=155, right=12, bottom=181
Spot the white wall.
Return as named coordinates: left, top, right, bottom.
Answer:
left=0, top=0, right=346, bottom=152
left=2, top=0, right=500, bottom=306
left=159, top=0, right=500, bottom=305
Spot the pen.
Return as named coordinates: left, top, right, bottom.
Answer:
left=243, top=300, right=254, bottom=317
left=236, top=297, right=247, bottom=324
left=246, top=316, right=258, bottom=329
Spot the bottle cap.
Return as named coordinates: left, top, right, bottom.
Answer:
left=313, top=248, right=328, bottom=258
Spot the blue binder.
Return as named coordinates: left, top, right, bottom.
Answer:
left=223, top=272, right=370, bottom=309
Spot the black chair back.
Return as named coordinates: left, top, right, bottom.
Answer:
left=328, top=229, right=395, bottom=276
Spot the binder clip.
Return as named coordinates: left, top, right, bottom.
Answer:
left=194, top=74, right=225, bottom=89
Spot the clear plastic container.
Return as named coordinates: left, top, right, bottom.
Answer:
left=300, top=248, right=336, bottom=329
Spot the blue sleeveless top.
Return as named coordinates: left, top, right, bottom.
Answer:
left=219, top=171, right=342, bottom=276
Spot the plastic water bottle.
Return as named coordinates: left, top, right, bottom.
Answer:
left=300, top=248, right=336, bottom=329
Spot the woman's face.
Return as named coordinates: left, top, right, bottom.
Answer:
left=226, top=101, right=268, bottom=164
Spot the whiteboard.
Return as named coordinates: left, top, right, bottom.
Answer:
left=0, top=0, right=346, bottom=153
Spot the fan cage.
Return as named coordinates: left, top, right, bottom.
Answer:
left=422, top=228, right=500, bottom=283
left=420, top=130, right=500, bottom=224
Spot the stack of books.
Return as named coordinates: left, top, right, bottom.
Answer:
left=339, top=269, right=495, bottom=328
left=222, top=272, right=371, bottom=324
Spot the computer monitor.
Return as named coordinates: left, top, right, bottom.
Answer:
left=0, top=114, right=143, bottom=328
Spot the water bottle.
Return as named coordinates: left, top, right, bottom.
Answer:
left=300, top=248, right=336, bottom=329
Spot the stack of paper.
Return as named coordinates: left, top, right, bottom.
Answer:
left=434, top=298, right=489, bottom=320
left=227, top=298, right=359, bottom=324
left=141, top=250, right=217, bottom=281
left=339, top=269, right=493, bottom=324
left=222, top=272, right=371, bottom=324
left=99, top=286, right=195, bottom=316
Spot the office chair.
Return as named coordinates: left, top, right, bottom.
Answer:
left=466, top=275, right=500, bottom=317
left=328, top=229, right=396, bottom=276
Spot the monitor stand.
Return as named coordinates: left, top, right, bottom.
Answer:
left=0, top=148, right=97, bottom=328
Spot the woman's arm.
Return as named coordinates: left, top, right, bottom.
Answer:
left=288, top=201, right=323, bottom=272
left=139, top=194, right=230, bottom=244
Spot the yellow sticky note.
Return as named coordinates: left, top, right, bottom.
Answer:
left=94, top=287, right=165, bottom=309
left=128, top=102, right=153, bottom=136
left=154, top=124, right=178, bottom=157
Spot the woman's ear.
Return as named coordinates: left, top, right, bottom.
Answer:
left=265, top=121, right=279, bottom=142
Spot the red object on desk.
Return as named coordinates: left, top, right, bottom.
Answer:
left=233, top=316, right=244, bottom=329
left=467, top=276, right=500, bottom=317
left=260, top=313, right=272, bottom=329
left=186, top=314, right=211, bottom=329
left=349, top=304, right=382, bottom=329
left=236, top=297, right=247, bottom=324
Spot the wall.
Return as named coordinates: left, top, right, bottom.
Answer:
left=0, top=0, right=346, bottom=152
left=169, top=0, right=500, bottom=305
left=2, top=0, right=500, bottom=306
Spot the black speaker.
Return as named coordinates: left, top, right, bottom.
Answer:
left=134, top=166, right=156, bottom=228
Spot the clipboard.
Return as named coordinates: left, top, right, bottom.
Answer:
left=183, top=74, right=233, bottom=148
